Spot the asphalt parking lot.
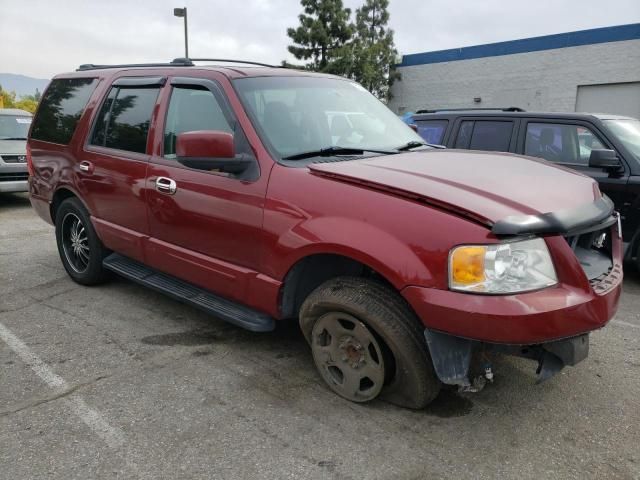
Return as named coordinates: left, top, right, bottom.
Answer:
left=1, top=192, right=639, bottom=480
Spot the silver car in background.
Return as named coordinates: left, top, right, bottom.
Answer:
left=0, top=108, right=32, bottom=193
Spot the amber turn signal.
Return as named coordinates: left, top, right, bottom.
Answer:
left=450, top=246, right=486, bottom=285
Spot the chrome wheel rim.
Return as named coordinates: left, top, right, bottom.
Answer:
left=311, top=312, right=385, bottom=402
left=61, top=213, right=90, bottom=273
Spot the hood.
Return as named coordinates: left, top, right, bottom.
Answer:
left=0, top=139, right=27, bottom=156
left=309, top=150, right=604, bottom=231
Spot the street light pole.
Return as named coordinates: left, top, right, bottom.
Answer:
left=173, top=7, right=189, bottom=59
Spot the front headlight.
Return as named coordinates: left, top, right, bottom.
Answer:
left=449, top=238, right=557, bottom=294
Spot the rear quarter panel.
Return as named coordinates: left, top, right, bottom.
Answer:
left=28, top=75, right=109, bottom=219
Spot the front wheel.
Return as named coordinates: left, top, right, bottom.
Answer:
left=55, top=197, right=110, bottom=285
left=300, top=277, right=441, bottom=409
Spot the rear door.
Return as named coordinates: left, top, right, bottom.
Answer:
left=447, top=117, right=520, bottom=152
left=79, top=76, right=164, bottom=261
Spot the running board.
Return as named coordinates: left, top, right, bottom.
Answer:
left=103, top=253, right=275, bottom=332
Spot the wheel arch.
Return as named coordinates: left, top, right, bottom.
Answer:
left=50, top=187, right=90, bottom=224
left=279, top=251, right=402, bottom=320
left=274, top=216, right=437, bottom=319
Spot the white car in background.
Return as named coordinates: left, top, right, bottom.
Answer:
left=0, top=108, right=32, bottom=193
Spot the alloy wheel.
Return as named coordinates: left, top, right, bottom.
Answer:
left=61, top=212, right=90, bottom=273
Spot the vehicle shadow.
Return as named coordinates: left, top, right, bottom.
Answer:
left=624, top=265, right=640, bottom=282
left=0, top=193, right=31, bottom=208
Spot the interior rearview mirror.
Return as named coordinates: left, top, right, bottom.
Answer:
left=589, top=149, right=622, bottom=172
left=176, top=130, right=251, bottom=174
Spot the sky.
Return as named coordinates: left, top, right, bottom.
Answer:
left=1, top=0, right=639, bottom=79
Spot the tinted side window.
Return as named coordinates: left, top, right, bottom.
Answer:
left=416, top=120, right=448, bottom=144
left=90, top=88, right=117, bottom=147
left=455, top=121, right=474, bottom=148
left=469, top=121, right=513, bottom=151
left=31, top=78, right=97, bottom=145
left=164, top=87, right=232, bottom=157
left=524, top=123, right=605, bottom=165
left=91, top=87, right=160, bottom=154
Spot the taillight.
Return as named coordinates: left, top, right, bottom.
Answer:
left=26, top=143, right=34, bottom=176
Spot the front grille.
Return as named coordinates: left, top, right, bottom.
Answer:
left=0, top=172, right=29, bottom=182
left=564, top=224, right=617, bottom=290
left=1, top=155, right=27, bottom=164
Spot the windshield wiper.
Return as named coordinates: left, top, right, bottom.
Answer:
left=0, top=137, right=27, bottom=140
left=396, top=141, right=428, bottom=151
left=282, top=146, right=395, bottom=161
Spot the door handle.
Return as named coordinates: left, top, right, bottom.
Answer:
left=155, top=176, right=177, bottom=195
left=79, top=161, right=93, bottom=173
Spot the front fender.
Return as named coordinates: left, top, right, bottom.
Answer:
left=272, top=216, right=437, bottom=289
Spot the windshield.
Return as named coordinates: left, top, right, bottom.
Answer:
left=604, top=119, right=640, bottom=162
left=233, top=76, right=424, bottom=159
left=0, top=115, right=32, bottom=140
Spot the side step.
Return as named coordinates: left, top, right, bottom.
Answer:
left=103, top=253, right=275, bottom=332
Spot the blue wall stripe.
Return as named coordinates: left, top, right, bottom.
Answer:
left=399, top=23, right=640, bottom=67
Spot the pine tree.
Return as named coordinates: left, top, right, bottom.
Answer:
left=351, top=0, right=399, bottom=101
left=287, top=0, right=354, bottom=74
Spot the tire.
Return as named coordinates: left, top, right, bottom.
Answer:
left=55, top=197, right=110, bottom=285
left=299, top=276, right=441, bottom=409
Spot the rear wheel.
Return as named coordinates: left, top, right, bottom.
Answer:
left=55, top=197, right=109, bottom=285
left=300, top=277, right=441, bottom=409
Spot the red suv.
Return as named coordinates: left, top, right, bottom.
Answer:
left=27, top=59, right=623, bottom=408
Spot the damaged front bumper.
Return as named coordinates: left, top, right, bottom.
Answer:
left=424, top=328, right=590, bottom=387
left=404, top=197, right=623, bottom=389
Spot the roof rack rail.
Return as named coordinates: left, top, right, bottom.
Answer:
left=182, top=58, right=281, bottom=68
left=76, top=58, right=280, bottom=72
left=77, top=59, right=194, bottom=71
left=415, top=107, right=526, bottom=114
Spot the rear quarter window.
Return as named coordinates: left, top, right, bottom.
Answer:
left=416, top=120, right=448, bottom=144
left=30, top=78, right=97, bottom=145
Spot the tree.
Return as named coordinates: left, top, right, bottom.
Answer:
left=351, top=0, right=399, bottom=101
left=0, top=85, right=39, bottom=113
left=287, top=0, right=354, bottom=74
left=0, top=88, right=17, bottom=110
left=14, top=97, right=38, bottom=113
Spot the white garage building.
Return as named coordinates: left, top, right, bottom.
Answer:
left=389, top=23, right=640, bottom=118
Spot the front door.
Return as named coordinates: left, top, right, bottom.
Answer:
left=145, top=76, right=272, bottom=304
left=518, top=120, right=631, bottom=238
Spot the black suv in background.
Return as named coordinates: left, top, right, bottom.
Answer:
left=412, top=109, right=640, bottom=268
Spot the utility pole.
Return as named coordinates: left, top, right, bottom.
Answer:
left=173, top=7, right=189, bottom=59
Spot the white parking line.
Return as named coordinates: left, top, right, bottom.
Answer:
left=611, top=319, right=640, bottom=330
left=0, top=321, right=125, bottom=449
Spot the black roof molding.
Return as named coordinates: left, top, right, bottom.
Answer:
left=492, top=196, right=616, bottom=236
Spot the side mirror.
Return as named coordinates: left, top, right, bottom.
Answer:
left=589, top=149, right=622, bottom=172
left=176, top=130, right=250, bottom=174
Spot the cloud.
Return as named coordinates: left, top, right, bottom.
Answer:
left=1, top=0, right=638, bottom=78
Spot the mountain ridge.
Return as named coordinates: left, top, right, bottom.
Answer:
left=0, top=73, right=50, bottom=98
